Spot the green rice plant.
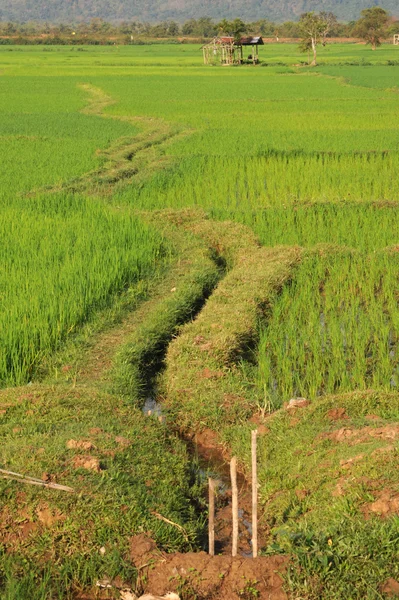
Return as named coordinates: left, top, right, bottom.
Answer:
left=0, top=76, right=139, bottom=200
left=257, top=249, right=399, bottom=407
left=2, top=45, right=399, bottom=397
left=0, top=194, right=166, bottom=386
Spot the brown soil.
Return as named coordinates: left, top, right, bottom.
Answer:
left=327, top=407, right=348, bottom=421
left=380, top=578, right=399, bottom=597
left=339, top=454, right=364, bottom=469
left=364, top=489, right=399, bottom=518
left=191, top=429, right=262, bottom=556
left=0, top=506, right=37, bottom=547
left=130, top=535, right=287, bottom=600
left=67, top=439, right=95, bottom=450
left=321, top=423, right=399, bottom=445
left=36, top=504, right=65, bottom=527
left=72, top=455, right=101, bottom=472
left=285, top=398, right=310, bottom=411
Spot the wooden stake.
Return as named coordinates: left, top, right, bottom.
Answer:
left=251, top=429, right=258, bottom=558
left=0, top=468, right=74, bottom=493
left=230, top=457, right=238, bottom=557
left=208, top=477, right=215, bottom=556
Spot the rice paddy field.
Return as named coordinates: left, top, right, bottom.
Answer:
left=2, top=41, right=399, bottom=598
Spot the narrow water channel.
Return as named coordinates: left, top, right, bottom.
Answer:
left=142, top=391, right=257, bottom=557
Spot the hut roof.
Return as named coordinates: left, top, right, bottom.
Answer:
left=240, top=36, right=264, bottom=46
left=212, top=36, right=264, bottom=46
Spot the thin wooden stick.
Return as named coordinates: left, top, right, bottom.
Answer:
left=230, top=457, right=238, bottom=557
left=0, top=468, right=74, bottom=493
left=251, top=429, right=258, bottom=558
left=150, top=510, right=190, bottom=543
left=0, top=468, right=50, bottom=483
left=208, top=477, right=215, bottom=556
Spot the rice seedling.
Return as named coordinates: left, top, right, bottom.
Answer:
left=257, top=249, right=399, bottom=407
left=0, top=194, right=165, bottom=386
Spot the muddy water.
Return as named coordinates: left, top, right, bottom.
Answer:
left=191, top=437, right=255, bottom=557
left=142, top=394, right=257, bottom=557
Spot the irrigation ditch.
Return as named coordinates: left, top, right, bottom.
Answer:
left=141, top=389, right=255, bottom=557
left=0, top=206, right=297, bottom=598
left=111, top=209, right=270, bottom=554
left=1, top=84, right=303, bottom=596
left=101, top=210, right=299, bottom=598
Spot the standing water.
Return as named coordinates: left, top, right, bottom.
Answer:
left=142, top=392, right=257, bottom=557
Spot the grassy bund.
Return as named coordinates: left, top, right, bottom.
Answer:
left=2, top=43, right=399, bottom=598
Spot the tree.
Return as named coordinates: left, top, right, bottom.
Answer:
left=319, top=11, right=338, bottom=45
left=298, top=12, right=336, bottom=66
left=3, top=21, right=17, bottom=35
left=181, top=18, right=196, bottom=35
left=353, top=7, right=390, bottom=50
left=217, top=18, right=246, bottom=41
left=280, top=21, right=301, bottom=38
left=248, top=19, right=275, bottom=36
left=167, top=21, right=180, bottom=37
left=197, top=17, right=217, bottom=38
left=387, top=18, right=399, bottom=36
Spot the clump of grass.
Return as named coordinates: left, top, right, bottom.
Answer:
left=162, top=214, right=301, bottom=441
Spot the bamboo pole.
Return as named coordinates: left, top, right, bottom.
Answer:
left=251, top=429, right=258, bottom=558
left=230, top=457, right=238, bottom=557
left=0, top=468, right=74, bottom=493
left=208, top=477, right=215, bottom=556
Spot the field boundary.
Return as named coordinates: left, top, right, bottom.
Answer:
left=40, top=209, right=221, bottom=392
left=41, top=83, right=192, bottom=196
left=161, top=215, right=302, bottom=465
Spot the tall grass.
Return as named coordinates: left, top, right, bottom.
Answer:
left=0, top=194, right=165, bottom=386
left=118, top=151, right=399, bottom=213
left=257, top=250, right=399, bottom=407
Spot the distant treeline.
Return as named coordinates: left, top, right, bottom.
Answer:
left=0, top=0, right=398, bottom=25
left=0, top=15, right=398, bottom=44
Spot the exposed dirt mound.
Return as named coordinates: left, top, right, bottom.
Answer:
left=130, top=535, right=287, bottom=600
left=327, top=407, right=348, bottom=421
left=321, top=423, right=399, bottom=445
left=364, top=489, right=399, bottom=518
left=380, top=578, right=399, bottom=597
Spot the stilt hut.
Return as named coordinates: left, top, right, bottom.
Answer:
left=202, top=36, right=264, bottom=65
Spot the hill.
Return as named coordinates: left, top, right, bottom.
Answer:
left=0, top=0, right=398, bottom=24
